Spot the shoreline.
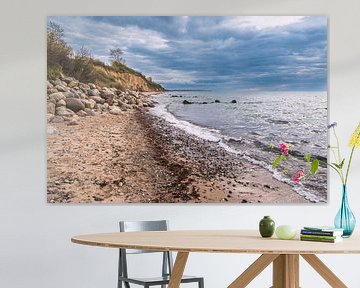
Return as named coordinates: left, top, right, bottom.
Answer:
left=47, top=108, right=309, bottom=203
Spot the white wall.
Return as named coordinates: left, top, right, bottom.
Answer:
left=1, top=0, right=360, bottom=287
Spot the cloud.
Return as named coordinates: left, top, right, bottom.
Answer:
left=47, top=16, right=327, bottom=91
left=220, top=16, right=306, bottom=31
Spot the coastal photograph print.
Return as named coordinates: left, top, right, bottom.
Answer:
left=47, top=16, right=328, bottom=204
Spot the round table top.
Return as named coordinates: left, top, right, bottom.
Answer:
left=71, top=230, right=360, bottom=254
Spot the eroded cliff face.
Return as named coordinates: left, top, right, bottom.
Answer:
left=93, top=65, right=164, bottom=92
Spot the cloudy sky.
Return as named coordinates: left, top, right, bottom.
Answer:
left=48, top=16, right=327, bottom=91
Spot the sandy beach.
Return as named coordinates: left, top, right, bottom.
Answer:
left=47, top=108, right=309, bottom=203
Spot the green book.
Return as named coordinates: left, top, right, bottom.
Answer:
left=300, top=234, right=340, bottom=240
left=300, top=236, right=343, bottom=243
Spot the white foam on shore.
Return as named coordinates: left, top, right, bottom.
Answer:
left=151, top=102, right=222, bottom=142
left=150, top=101, right=324, bottom=203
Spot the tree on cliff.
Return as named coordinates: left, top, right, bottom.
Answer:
left=47, top=21, right=72, bottom=77
left=109, top=48, right=125, bottom=65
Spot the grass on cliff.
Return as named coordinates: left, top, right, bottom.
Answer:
left=47, top=21, right=164, bottom=91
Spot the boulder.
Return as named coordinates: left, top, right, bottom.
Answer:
left=89, top=96, right=105, bottom=104
left=76, top=110, right=88, bottom=117
left=214, top=99, right=220, bottom=103
left=68, top=80, right=78, bottom=88
left=47, top=102, right=56, bottom=115
left=53, top=79, right=63, bottom=86
left=63, top=91, right=75, bottom=98
left=47, top=114, right=54, bottom=123
left=47, top=81, right=54, bottom=89
left=88, top=89, right=100, bottom=96
left=51, top=116, right=65, bottom=123
left=47, top=88, right=58, bottom=95
left=65, top=98, right=85, bottom=112
left=84, top=108, right=97, bottom=116
left=79, top=83, right=90, bottom=91
left=49, top=92, right=65, bottom=102
left=182, top=100, right=193, bottom=104
left=55, top=85, right=67, bottom=92
left=231, top=99, right=237, bottom=103
left=56, top=99, right=66, bottom=107
left=56, top=106, right=75, bottom=117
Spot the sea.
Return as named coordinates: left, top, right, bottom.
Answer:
left=150, top=90, right=328, bottom=202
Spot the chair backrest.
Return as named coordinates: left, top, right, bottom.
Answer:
left=119, top=220, right=169, bottom=254
left=118, top=220, right=174, bottom=285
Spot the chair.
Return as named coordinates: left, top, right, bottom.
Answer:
left=118, top=220, right=204, bottom=288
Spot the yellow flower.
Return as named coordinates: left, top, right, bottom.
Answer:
left=349, top=122, right=360, bottom=147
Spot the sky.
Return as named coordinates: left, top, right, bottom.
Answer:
left=48, top=16, right=327, bottom=91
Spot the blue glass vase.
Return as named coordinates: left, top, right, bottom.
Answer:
left=334, top=185, right=356, bottom=237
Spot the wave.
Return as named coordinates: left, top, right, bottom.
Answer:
left=150, top=101, right=324, bottom=203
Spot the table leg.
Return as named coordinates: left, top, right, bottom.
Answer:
left=301, top=254, right=347, bottom=288
left=228, top=254, right=279, bottom=288
left=168, top=252, right=189, bottom=288
left=272, top=254, right=299, bottom=288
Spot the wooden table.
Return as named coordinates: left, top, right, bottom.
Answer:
left=72, top=230, right=360, bottom=288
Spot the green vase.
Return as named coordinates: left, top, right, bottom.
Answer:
left=259, top=216, right=275, bottom=237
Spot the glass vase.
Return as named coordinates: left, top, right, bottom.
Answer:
left=334, top=185, right=356, bottom=237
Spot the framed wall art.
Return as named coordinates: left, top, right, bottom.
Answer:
left=47, top=16, right=327, bottom=203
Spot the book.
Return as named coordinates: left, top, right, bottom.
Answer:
left=300, top=234, right=341, bottom=240
left=300, top=236, right=343, bottom=243
left=303, top=226, right=344, bottom=232
left=301, top=229, right=343, bottom=237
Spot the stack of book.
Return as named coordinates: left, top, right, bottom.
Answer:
left=300, top=226, right=344, bottom=243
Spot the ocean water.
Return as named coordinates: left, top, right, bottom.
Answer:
left=151, top=90, right=328, bottom=202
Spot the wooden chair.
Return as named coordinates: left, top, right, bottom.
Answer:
left=118, top=220, right=204, bottom=288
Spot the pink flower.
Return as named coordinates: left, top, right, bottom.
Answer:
left=293, top=169, right=305, bottom=183
left=280, top=143, right=289, bottom=155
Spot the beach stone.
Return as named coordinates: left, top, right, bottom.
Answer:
left=49, top=92, right=65, bottom=102
left=79, top=83, right=90, bottom=91
left=51, top=115, right=65, bottom=123
left=80, top=93, right=87, bottom=99
left=89, top=96, right=105, bottom=104
left=56, top=106, right=75, bottom=117
left=47, top=88, right=58, bottom=95
left=68, top=80, right=78, bottom=88
left=63, top=91, right=75, bottom=98
left=88, top=83, right=96, bottom=89
left=84, top=108, right=97, bottom=116
left=47, top=114, right=54, bottom=123
left=214, top=99, right=220, bottom=103
left=88, top=89, right=100, bottom=96
left=47, top=125, right=58, bottom=135
left=55, top=85, right=67, bottom=92
left=47, top=81, right=53, bottom=89
left=62, top=77, right=75, bottom=84
left=102, top=103, right=109, bottom=111
left=231, top=100, right=237, bottom=103
left=109, top=107, right=121, bottom=115
left=47, top=102, right=56, bottom=115
left=56, top=99, right=66, bottom=107
left=77, top=110, right=88, bottom=117
left=182, top=100, right=193, bottom=104
left=53, top=79, right=62, bottom=86
left=65, top=98, right=85, bottom=112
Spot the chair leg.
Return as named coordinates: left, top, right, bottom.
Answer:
left=199, top=278, right=204, bottom=288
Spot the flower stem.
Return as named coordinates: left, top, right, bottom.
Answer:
left=345, top=130, right=360, bottom=185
